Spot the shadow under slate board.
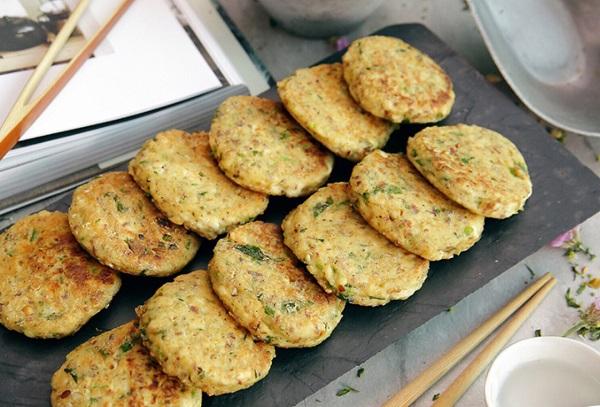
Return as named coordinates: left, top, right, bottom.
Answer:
left=1, top=24, right=599, bottom=407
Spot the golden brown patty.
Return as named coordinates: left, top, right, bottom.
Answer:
left=137, top=270, right=275, bottom=396
left=209, top=96, right=334, bottom=197
left=277, top=63, right=396, bottom=161
left=282, top=183, right=429, bottom=306
left=349, top=151, right=485, bottom=260
left=129, top=130, right=268, bottom=240
left=51, top=321, right=202, bottom=406
left=407, top=124, right=532, bottom=218
left=208, top=221, right=345, bottom=347
left=0, top=211, right=121, bottom=338
left=68, top=172, right=200, bottom=277
left=342, top=35, right=454, bottom=123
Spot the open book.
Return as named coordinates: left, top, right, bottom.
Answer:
left=0, top=0, right=270, bottom=213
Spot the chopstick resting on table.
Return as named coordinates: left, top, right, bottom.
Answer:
left=0, top=0, right=135, bottom=159
left=383, top=272, right=556, bottom=407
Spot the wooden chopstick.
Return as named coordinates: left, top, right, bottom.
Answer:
left=0, top=0, right=135, bottom=159
left=432, top=276, right=556, bottom=406
left=382, top=272, right=554, bottom=407
left=5, top=0, right=91, bottom=125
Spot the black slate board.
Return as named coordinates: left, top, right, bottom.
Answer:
left=1, top=24, right=599, bottom=407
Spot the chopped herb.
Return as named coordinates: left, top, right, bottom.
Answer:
left=113, top=196, right=127, bottom=212
left=356, top=367, right=365, bottom=377
left=534, top=329, right=542, bottom=337
left=361, top=192, right=370, bottom=203
left=564, top=237, right=596, bottom=262
left=162, top=234, right=172, bottom=242
left=460, top=156, right=474, bottom=164
left=446, top=306, right=454, bottom=313
left=563, top=300, right=600, bottom=341
left=509, top=167, right=522, bottom=177
left=464, top=226, right=474, bottom=235
left=433, top=393, right=440, bottom=401
left=565, top=288, right=581, bottom=308
left=386, top=185, right=403, bottom=194
left=235, top=244, right=269, bottom=262
left=185, top=239, right=192, bottom=250
left=411, top=148, right=418, bottom=157
left=98, top=348, right=110, bottom=357
left=336, top=385, right=359, bottom=397
left=372, top=185, right=385, bottom=195
left=337, top=291, right=350, bottom=301
left=313, top=197, right=334, bottom=217
left=279, top=130, right=291, bottom=140
left=29, top=229, right=38, bottom=242
left=120, top=334, right=140, bottom=353
left=263, top=305, right=276, bottom=317
left=45, top=312, right=60, bottom=320
left=549, top=127, right=565, bottom=143
left=64, top=367, right=78, bottom=383
left=336, top=284, right=353, bottom=301
left=525, top=264, right=536, bottom=279
left=281, top=301, right=299, bottom=313
left=577, top=282, right=587, bottom=295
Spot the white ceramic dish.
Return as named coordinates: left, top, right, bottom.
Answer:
left=468, top=0, right=600, bottom=136
left=485, top=337, right=600, bottom=407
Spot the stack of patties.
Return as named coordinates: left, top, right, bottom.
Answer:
left=51, top=320, right=203, bottom=406
left=11, top=32, right=534, bottom=405
left=68, top=171, right=200, bottom=277
left=275, top=34, right=532, bottom=303
left=271, top=34, right=458, bottom=304
left=209, top=221, right=345, bottom=346
left=51, top=270, right=277, bottom=405
left=135, top=270, right=276, bottom=396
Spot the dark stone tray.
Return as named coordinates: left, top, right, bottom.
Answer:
left=1, top=24, right=599, bottom=407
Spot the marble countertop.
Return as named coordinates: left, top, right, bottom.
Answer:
left=216, top=0, right=600, bottom=406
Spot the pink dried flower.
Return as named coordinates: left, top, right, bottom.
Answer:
left=334, top=36, right=350, bottom=51
left=550, top=228, right=576, bottom=248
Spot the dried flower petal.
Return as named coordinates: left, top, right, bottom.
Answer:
left=334, top=36, right=350, bottom=51
left=550, top=229, right=575, bottom=248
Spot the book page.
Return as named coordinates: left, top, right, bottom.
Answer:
left=0, top=0, right=222, bottom=140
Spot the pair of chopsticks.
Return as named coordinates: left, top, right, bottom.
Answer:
left=0, top=0, right=134, bottom=159
left=383, top=272, right=556, bottom=407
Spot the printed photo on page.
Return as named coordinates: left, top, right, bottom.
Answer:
left=0, top=0, right=222, bottom=142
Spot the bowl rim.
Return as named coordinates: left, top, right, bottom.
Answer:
left=484, top=336, right=600, bottom=407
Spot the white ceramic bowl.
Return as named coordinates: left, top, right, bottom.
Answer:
left=485, top=337, right=600, bottom=407
left=256, top=0, right=384, bottom=38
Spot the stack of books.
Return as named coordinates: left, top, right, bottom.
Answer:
left=0, top=0, right=270, bottom=213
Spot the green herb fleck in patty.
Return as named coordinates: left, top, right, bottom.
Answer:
left=313, top=197, right=334, bottom=218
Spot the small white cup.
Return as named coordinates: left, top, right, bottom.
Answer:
left=485, top=337, right=600, bottom=407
